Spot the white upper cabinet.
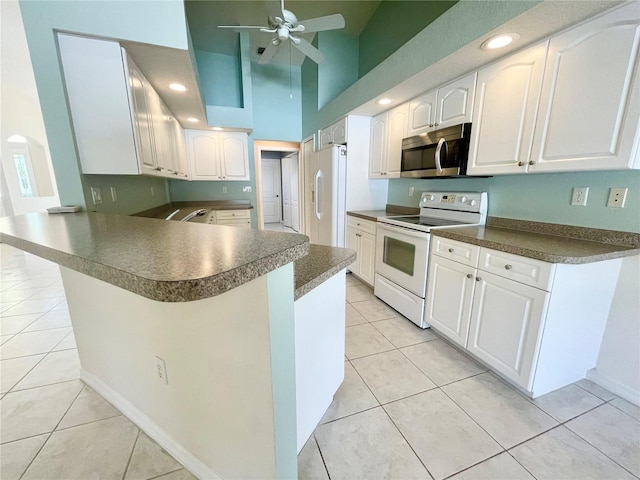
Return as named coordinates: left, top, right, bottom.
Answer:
left=369, top=104, right=408, bottom=178
left=186, top=130, right=249, bottom=181
left=467, top=42, right=549, bottom=175
left=529, top=3, right=640, bottom=172
left=407, top=73, right=476, bottom=136
left=318, top=117, right=347, bottom=149
left=58, top=34, right=189, bottom=179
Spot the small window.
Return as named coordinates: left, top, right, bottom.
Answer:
left=13, top=154, right=33, bottom=197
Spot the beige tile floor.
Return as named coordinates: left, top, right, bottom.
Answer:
left=1, top=244, right=639, bottom=480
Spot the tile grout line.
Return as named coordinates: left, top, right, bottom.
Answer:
left=17, top=382, right=85, bottom=480
left=311, top=432, right=332, bottom=480
left=120, top=428, right=141, bottom=480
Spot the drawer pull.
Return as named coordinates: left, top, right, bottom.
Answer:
left=466, top=273, right=472, bottom=279
left=448, top=248, right=454, bottom=253
left=504, top=264, right=513, bottom=270
left=476, top=276, right=482, bottom=282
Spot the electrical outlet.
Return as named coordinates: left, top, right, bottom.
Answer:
left=243, top=185, right=252, bottom=193
left=155, top=356, right=168, bottom=385
left=571, top=187, right=589, bottom=206
left=110, top=186, right=117, bottom=202
left=90, top=187, right=102, bottom=205
left=409, top=186, right=415, bottom=197
left=607, top=187, right=628, bottom=208
left=222, top=186, right=228, bottom=194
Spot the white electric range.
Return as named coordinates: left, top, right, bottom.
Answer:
left=374, top=191, right=488, bottom=328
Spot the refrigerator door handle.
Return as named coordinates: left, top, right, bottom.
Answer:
left=314, top=170, right=322, bottom=218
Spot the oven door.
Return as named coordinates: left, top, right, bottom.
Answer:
left=375, top=222, right=430, bottom=297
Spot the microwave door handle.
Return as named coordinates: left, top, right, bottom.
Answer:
left=435, top=138, right=446, bottom=173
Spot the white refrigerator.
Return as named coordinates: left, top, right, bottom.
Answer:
left=309, top=145, right=347, bottom=247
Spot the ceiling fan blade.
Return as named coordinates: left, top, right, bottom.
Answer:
left=259, top=41, right=279, bottom=65
left=218, top=25, right=270, bottom=31
left=264, top=0, right=285, bottom=21
left=298, top=14, right=345, bottom=33
left=291, top=37, right=325, bottom=64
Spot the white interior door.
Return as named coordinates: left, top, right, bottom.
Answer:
left=261, top=158, right=282, bottom=224
left=282, top=156, right=292, bottom=228
left=290, top=153, right=300, bottom=232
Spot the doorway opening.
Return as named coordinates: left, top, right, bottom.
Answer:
left=253, top=140, right=302, bottom=232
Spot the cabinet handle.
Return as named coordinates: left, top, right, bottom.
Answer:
left=476, top=276, right=482, bottom=282
left=448, top=248, right=454, bottom=253
left=517, top=161, right=524, bottom=167
left=466, top=273, right=472, bottom=279
left=433, top=123, right=439, bottom=127
left=528, top=161, right=536, bottom=166
left=504, top=264, right=512, bottom=270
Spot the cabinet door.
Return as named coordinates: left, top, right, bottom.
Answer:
left=467, top=271, right=548, bottom=390
left=467, top=42, right=548, bottom=176
left=126, top=56, right=157, bottom=173
left=318, top=126, right=333, bottom=150
left=346, top=227, right=359, bottom=273
left=155, top=100, right=176, bottom=174
left=529, top=3, right=640, bottom=172
left=172, top=119, right=189, bottom=179
left=425, top=256, right=475, bottom=347
left=408, top=91, right=437, bottom=136
left=219, top=132, right=249, bottom=180
left=369, top=113, right=387, bottom=178
left=386, top=104, right=409, bottom=178
left=435, top=73, right=476, bottom=129
left=186, top=130, right=221, bottom=180
left=358, top=232, right=376, bottom=287
left=331, top=118, right=347, bottom=145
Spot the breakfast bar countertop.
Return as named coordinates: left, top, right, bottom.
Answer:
left=0, top=212, right=309, bottom=302
left=432, top=217, right=640, bottom=264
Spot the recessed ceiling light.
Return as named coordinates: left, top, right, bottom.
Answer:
left=169, top=83, right=188, bottom=92
left=377, top=98, right=392, bottom=105
left=481, top=33, right=520, bottom=50
left=212, top=127, right=223, bottom=131
left=187, top=117, right=200, bottom=123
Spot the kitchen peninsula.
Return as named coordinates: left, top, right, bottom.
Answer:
left=0, top=212, right=355, bottom=480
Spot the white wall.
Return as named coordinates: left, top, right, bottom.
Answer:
left=589, top=255, right=640, bottom=405
left=0, top=0, right=59, bottom=216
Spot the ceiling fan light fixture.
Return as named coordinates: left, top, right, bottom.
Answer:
left=377, top=98, right=392, bottom=105
left=481, top=33, right=519, bottom=50
left=169, top=83, right=188, bottom=92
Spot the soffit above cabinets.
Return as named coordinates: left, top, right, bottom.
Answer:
left=121, top=41, right=207, bottom=130
left=350, top=0, right=625, bottom=117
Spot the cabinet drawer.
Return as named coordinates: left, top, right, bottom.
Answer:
left=215, top=210, right=251, bottom=220
left=431, top=237, right=480, bottom=267
left=346, top=216, right=376, bottom=235
left=479, top=248, right=555, bottom=291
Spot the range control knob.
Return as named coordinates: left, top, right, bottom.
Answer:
left=427, top=195, right=436, bottom=201
left=470, top=199, right=478, bottom=207
left=460, top=196, right=468, bottom=203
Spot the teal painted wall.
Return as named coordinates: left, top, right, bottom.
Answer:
left=170, top=62, right=302, bottom=226
left=196, top=50, right=243, bottom=108
left=302, top=1, right=538, bottom=138
left=19, top=0, right=188, bottom=212
left=317, top=31, right=359, bottom=109
left=387, top=171, right=640, bottom=233
left=83, top=175, right=170, bottom=215
left=358, top=1, right=457, bottom=78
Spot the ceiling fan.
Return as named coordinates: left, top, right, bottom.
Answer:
left=218, top=0, right=345, bottom=64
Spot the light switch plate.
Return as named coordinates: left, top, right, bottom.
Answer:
left=243, top=186, right=252, bottom=193
left=607, top=188, right=627, bottom=208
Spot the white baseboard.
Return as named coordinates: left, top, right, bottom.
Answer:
left=80, top=369, right=222, bottom=480
left=586, top=368, right=640, bottom=406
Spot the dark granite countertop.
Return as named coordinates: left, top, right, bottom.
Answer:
left=432, top=217, right=640, bottom=264
left=294, top=244, right=355, bottom=300
left=135, top=200, right=253, bottom=220
left=0, top=212, right=308, bottom=302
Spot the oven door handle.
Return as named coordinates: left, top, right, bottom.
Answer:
left=377, top=222, right=429, bottom=239
left=435, top=137, right=446, bottom=173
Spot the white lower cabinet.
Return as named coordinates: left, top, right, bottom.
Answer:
left=426, top=236, right=622, bottom=397
left=215, top=209, right=251, bottom=228
left=346, top=216, right=376, bottom=286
